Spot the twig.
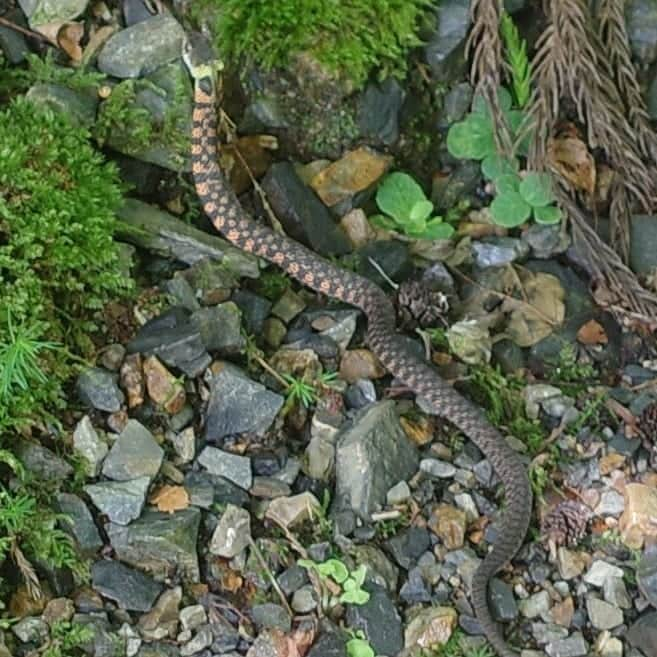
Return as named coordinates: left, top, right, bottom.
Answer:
left=248, top=537, right=294, bottom=617
left=0, top=16, right=50, bottom=41
left=367, top=257, right=399, bottom=290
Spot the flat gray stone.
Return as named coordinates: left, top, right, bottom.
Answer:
left=77, top=367, right=124, bottom=412
left=628, top=611, right=657, bottom=656
left=107, top=507, right=201, bottom=582
left=198, top=447, right=252, bottom=490
left=73, top=415, right=108, bottom=476
left=209, top=504, right=251, bottom=557
left=56, top=492, right=103, bottom=557
left=91, top=560, right=162, bottom=612
left=14, top=442, right=73, bottom=482
left=85, top=476, right=150, bottom=525
left=191, top=302, right=245, bottom=355
left=102, top=420, right=163, bottom=481
left=98, top=15, right=185, bottom=79
left=204, top=364, right=284, bottom=440
left=335, top=401, right=418, bottom=518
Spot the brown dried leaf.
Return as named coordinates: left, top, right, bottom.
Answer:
left=548, top=134, right=596, bottom=194
left=150, top=485, right=190, bottom=513
left=576, top=319, right=608, bottom=345
left=58, top=22, right=84, bottom=62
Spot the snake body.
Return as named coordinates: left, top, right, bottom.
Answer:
left=183, top=37, right=532, bottom=657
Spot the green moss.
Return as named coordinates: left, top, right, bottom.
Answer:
left=0, top=97, right=131, bottom=430
left=194, top=0, right=435, bottom=87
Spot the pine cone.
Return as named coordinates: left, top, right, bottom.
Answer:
left=395, top=280, right=449, bottom=330
left=541, top=500, right=591, bottom=548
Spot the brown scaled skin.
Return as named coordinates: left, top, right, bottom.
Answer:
left=182, top=35, right=532, bottom=657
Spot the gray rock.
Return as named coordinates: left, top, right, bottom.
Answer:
left=265, top=492, right=320, bottom=529
left=191, top=303, right=245, bottom=355
left=291, top=585, right=318, bottom=613
left=386, top=527, right=431, bottom=570
left=0, top=10, right=29, bottom=64
left=198, top=447, right=253, bottom=490
left=180, top=605, right=207, bottom=632
left=356, top=240, right=411, bottom=287
left=420, top=458, right=456, bottom=479
left=424, top=0, right=470, bottom=81
left=169, top=426, right=195, bottom=464
left=107, top=507, right=201, bottom=582
left=73, top=415, right=108, bottom=476
left=98, top=15, right=184, bottom=78
left=358, top=78, right=404, bottom=145
left=164, top=276, right=200, bottom=312
left=335, top=401, right=419, bottom=518
left=441, top=82, right=473, bottom=127
left=180, top=626, right=213, bottom=657
left=490, top=578, right=518, bottom=622
left=12, top=616, right=49, bottom=643
left=387, top=480, right=411, bottom=505
left=91, top=560, right=162, bottom=612
left=204, top=365, right=283, bottom=440
left=399, top=567, right=431, bottom=603
left=603, top=576, right=632, bottom=609
left=77, top=367, right=124, bottom=412
left=252, top=603, right=291, bottom=633
left=136, top=642, right=179, bottom=657
left=14, top=441, right=73, bottom=482
left=472, top=237, right=530, bottom=268
left=26, top=83, right=98, bottom=127
left=627, top=0, right=657, bottom=66
left=627, top=611, right=657, bottom=656
left=594, top=490, right=625, bottom=516
left=586, top=597, right=623, bottom=630
left=545, top=633, right=588, bottom=657
left=262, top=162, right=351, bottom=257
left=209, top=504, right=251, bottom=558
left=102, top=420, right=163, bottom=481
left=278, top=565, right=309, bottom=596
left=19, top=0, right=88, bottom=26
left=116, top=199, right=259, bottom=276
left=232, top=290, right=272, bottom=335
left=85, top=477, right=150, bottom=525
left=306, top=630, right=346, bottom=657
left=351, top=545, right=399, bottom=592
left=522, top=223, right=570, bottom=259
left=638, top=548, right=657, bottom=608
left=631, top=214, right=657, bottom=274
left=56, top=492, right=103, bottom=556
left=345, top=379, right=377, bottom=410
left=584, top=560, right=624, bottom=587
left=519, top=590, right=551, bottom=619
left=345, top=584, right=403, bottom=656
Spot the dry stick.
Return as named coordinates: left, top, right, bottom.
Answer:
left=248, top=537, right=294, bottom=617
left=0, top=16, right=50, bottom=41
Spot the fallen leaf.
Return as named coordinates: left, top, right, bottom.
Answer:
left=576, top=319, right=608, bottom=345
left=502, top=271, right=565, bottom=347
left=150, top=485, right=189, bottom=513
left=548, top=133, right=596, bottom=194
left=58, top=22, right=84, bottom=63
left=220, top=135, right=278, bottom=195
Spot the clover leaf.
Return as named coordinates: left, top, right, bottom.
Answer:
left=346, top=638, right=375, bottom=657
left=519, top=172, right=554, bottom=207
left=533, top=205, right=562, bottom=224
left=490, top=190, right=532, bottom=227
left=482, top=153, right=518, bottom=181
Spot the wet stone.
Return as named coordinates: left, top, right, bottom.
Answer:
left=345, top=584, right=403, bottom=656
left=56, top=493, right=103, bottom=557
left=191, top=302, right=245, bottom=355
left=102, top=419, right=163, bottom=481
left=107, top=507, right=201, bottom=582
left=198, top=447, right=253, bottom=491
left=204, top=365, right=284, bottom=440
left=98, top=14, right=185, bottom=78
left=77, top=367, right=124, bottom=412
left=91, top=560, right=162, bottom=612
left=84, top=477, right=150, bottom=525
left=490, top=578, right=518, bottom=622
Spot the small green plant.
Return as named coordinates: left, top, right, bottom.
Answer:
left=283, top=374, right=318, bottom=408
left=549, top=344, right=597, bottom=385
left=422, top=629, right=495, bottom=657
left=194, top=0, right=435, bottom=87
left=447, top=88, right=562, bottom=228
left=256, top=270, right=291, bottom=301
left=43, top=621, right=94, bottom=657
left=346, top=631, right=376, bottom=657
left=299, top=558, right=370, bottom=605
left=500, top=12, right=532, bottom=108
left=371, top=172, right=455, bottom=240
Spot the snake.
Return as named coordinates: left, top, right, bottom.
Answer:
left=182, top=34, right=532, bottom=657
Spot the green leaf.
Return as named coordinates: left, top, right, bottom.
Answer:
left=351, top=564, right=367, bottom=588
left=533, top=204, right=562, bottom=224
left=481, top=153, right=518, bottom=181
left=369, top=213, right=397, bottom=231
left=447, top=114, right=495, bottom=160
left=446, top=121, right=477, bottom=159
left=490, top=190, right=532, bottom=227
left=413, top=219, right=455, bottom=240
left=519, top=172, right=554, bottom=207
left=346, top=638, right=375, bottom=657
left=495, top=173, right=521, bottom=194
left=472, top=86, right=513, bottom=116
left=409, top=199, right=433, bottom=222
left=317, top=559, right=349, bottom=583
left=340, top=588, right=370, bottom=605
left=298, top=559, right=316, bottom=571
left=375, top=172, right=427, bottom=224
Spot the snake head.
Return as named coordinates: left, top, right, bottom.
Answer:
left=182, top=32, right=223, bottom=84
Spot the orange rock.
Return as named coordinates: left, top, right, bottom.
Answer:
left=339, top=349, right=386, bottom=383
left=143, top=356, right=186, bottom=414
left=619, top=483, right=657, bottom=549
